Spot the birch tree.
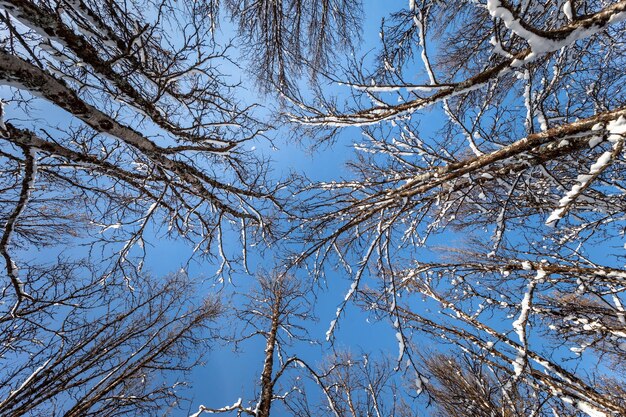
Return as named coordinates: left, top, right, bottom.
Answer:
left=286, top=0, right=626, bottom=415
left=0, top=1, right=282, bottom=415
left=190, top=272, right=415, bottom=417
left=0, top=0, right=284, bottom=299
left=191, top=272, right=313, bottom=417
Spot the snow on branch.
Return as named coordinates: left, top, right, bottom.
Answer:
left=487, top=1, right=626, bottom=62
left=190, top=398, right=254, bottom=417
left=546, top=116, right=626, bottom=226
left=511, top=269, right=544, bottom=379
left=294, top=2, right=625, bottom=126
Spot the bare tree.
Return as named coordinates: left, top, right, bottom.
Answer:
left=284, top=1, right=626, bottom=416
left=0, top=1, right=365, bottom=415
left=0, top=0, right=286, bottom=299
left=0, top=2, right=266, bottom=415
left=188, top=273, right=401, bottom=417
left=287, top=351, right=415, bottom=417
left=0, top=264, right=221, bottom=417
left=190, top=271, right=314, bottom=417
left=420, top=353, right=575, bottom=417
left=221, top=0, right=362, bottom=90
left=190, top=271, right=418, bottom=417
left=3, top=0, right=626, bottom=415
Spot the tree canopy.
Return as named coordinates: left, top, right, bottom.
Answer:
left=1, top=0, right=625, bottom=416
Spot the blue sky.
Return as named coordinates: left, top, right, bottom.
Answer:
left=3, top=1, right=623, bottom=415
left=0, top=48, right=402, bottom=414
left=163, top=3, right=419, bottom=414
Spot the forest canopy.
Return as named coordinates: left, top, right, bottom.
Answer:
left=1, top=0, right=625, bottom=416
